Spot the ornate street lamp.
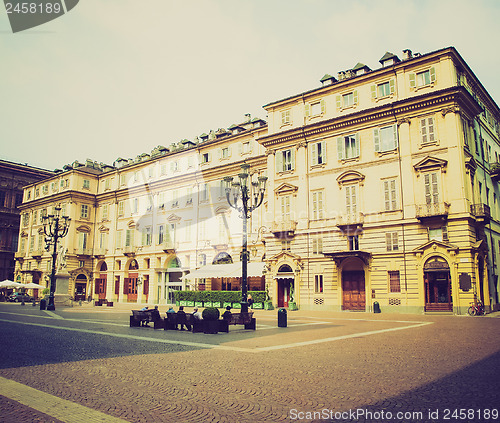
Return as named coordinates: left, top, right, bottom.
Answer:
left=42, top=206, right=70, bottom=311
left=223, top=163, right=267, bottom=313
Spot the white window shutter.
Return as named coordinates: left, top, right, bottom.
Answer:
left=430, top=67, right=436, bottom=83
left=371, top=85, right=377, bottom=99
left=276, top=151, right=283, bottom=172
left=238, top=143, right=242, bottom=155
left=291, top=149, right=295, bottom=170
left=393, top=124, right=398, bottom=148
left=374, top=128, right=380, bottom=152
left=320, top=99, right=326, bottom=114
left=336, top=95, right=341, bottom=110
left=337, top=137, right=345, bottom=160
left=321, top=140, right=326, bottom=164
left=409, top=73, right=416, bottom=88
left=228, top=146, right=231, bottom=157
left=311, top=143, right=318, bottom=165
left=305, top=103, right=310, bottom=117
left=389, top=79, right=395, bottom=94
left=353, top=90, right=358, bottom=104
left=355, top=133, right=360, bottom=157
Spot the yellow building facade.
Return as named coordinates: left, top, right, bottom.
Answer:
left=15, top=47, right=500, bottom=314
left=261, top=47, right=499, bottom=314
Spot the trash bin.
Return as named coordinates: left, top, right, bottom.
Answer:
left=39, top=298, right=46, bottom=310
left=278, top=308, right=287, bottom=327
left=373, top=301, right=381, bottom=313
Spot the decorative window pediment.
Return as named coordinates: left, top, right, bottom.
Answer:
left=127, top=220, right=136, bottom=229
left=274, top=182, right=298, bottom=196
left=336, top=170, right=365, bottom=187
left=98, top=225, right=110, bottom=233
left=465, top=157, right=477, bottom=175
left=413, top=156, right=447, bottom=174
left=215, top=206, right=229, bottom=215
left=76, top=225, right=91, bottom=233
left=167, top=213, right=181, bottom=223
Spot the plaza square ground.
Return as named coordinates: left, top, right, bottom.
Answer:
left=0, top=302, right=499, bottom=423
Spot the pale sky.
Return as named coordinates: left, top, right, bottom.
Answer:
left=1, top=0, right=500, bottom=171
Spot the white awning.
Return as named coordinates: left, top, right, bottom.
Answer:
left=182, top=262, right=265, bottom=280
left=274, top=273, right=295, bottom=280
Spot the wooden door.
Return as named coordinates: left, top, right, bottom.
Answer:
left=127, top=273, right=138, bottom=302
left=424, top=271, right=452, bottom=311
left=95, top=276, right=107, bottom=300
left=277, top=279, right=292, bottom=308
left=342, top=271, right=365, bottom=310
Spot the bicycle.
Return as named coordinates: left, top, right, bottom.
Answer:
left=467, top=301, right=484, bottom=316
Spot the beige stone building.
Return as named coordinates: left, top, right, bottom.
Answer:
left=15, top=117, right=268, bottom=305
left=261, top=47, right=499, bottom=314
left=15, top=47, right=500, bottom=314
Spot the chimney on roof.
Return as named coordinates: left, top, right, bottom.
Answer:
left=402, top=49, right=413, bottom=60
left=244, top=113, right=251, bottom=123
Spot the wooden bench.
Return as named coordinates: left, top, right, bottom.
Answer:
left=130, top=310, right=163, bottom=329
left=219, top=312, right=255, bottom=332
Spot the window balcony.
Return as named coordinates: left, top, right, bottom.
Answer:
left=271, top=220, right=297, bottom=239
left=123, top=246, right=137, bottom=257
left=162, top=241, right=178, bottom=254
left=31, top=250, right=44, bottom=259
left=75, top=248, right=92, bottom=257
left=336, top=213, right=364, bottom=230
left=415, top=202, right=449, bottom=221
left=15, top=251, right=25, bottom=260
left=94, top=248, right=108, bottom=259
left=470, top=203, right=491, bottom=223
left=490, top=162, right=500, bottom=182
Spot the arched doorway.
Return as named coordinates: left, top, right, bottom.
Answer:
left=74, top=274, right=88, bottom=301
left=125, top=259, right=139, bottom=302
left=341, top=258, right=365, bottom=311
left=166, top=257, right=182, bottom=303
left=213, top=252, right=233, bottom=291
left=277, top=264, right=294, bottom=308
left=95, top=261, right=107, bottom=300
left=424, top=256, right=452, bottom=311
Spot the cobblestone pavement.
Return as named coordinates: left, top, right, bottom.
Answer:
left=0, top=303, right=499, bottom=422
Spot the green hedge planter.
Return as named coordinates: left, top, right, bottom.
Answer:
left=232, top=302, right=241, bottom=309
left=175, top=301, right=180, bottom=306
left=195, top=301, right=203, bottom=308
left=179, top=301, right=187, bottom=307
left=223, top=302, right=232, bottom=308
left=204, top=301, right=212, bottom=308
left=212, top=302, right=221, bottom=308
left=186, top=301, right=195, bottom=307
left=264, top=301, right=274, bottom=310
left=252, top=302, right=263, bottom=309
left=288, top=302, right=299, bottom=311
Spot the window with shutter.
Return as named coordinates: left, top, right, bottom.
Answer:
left=338, top=134, right=359, bottom=160
left=281, top=110, right=291, bottom=125
left=420, top=117, right=436, bottom=144
left=383, top=179, right=397, bottom=211
left=411, top=67, right=436, bottom=90
left=312, top=191, right=324, bottom=220
left=374, top=124, right=398, bottom=152
left=311, top=141, right=326, bottom=165
left=386, top=232, right=396, bottom=251
left=424, top=172, right=439, bottom=206
left=281, top=196, right=291, bottom=221
left=346, top=185, right=357, bottom=216
left=277, top=149, right=294, bottom=172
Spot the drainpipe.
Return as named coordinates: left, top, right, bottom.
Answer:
left=390, top=66, right=409, bottom=306
left=477, top=117, right=497, bottom=307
